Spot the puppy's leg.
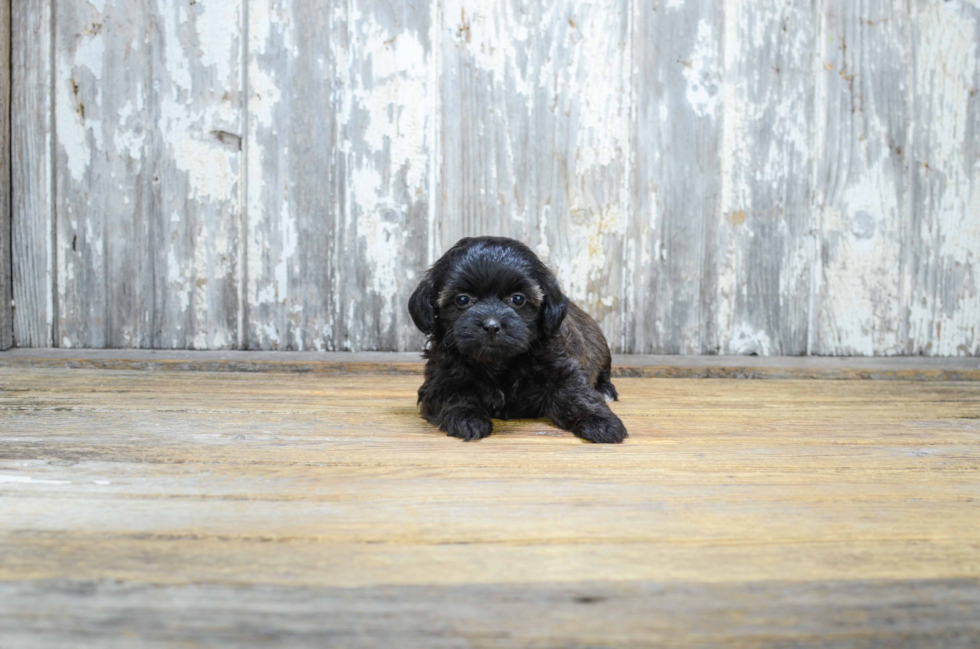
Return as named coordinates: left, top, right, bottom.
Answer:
left=546, top=370, right=627, bottom=444
left=419, top=371, right=494, bottom=441
left=422, top=397, right=493, bottom=441
left=595, top=368, right=619, bottom=402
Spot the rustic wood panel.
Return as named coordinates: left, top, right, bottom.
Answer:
left=146, top=0, right=244, bottom=349
left=907, top=0, right=980, bottom=356
left=0, top=0, right=10, bottom=350
left=3, top=579, right=980, bottom=648
left=11, top=0, right=53, bottom=347
left=438, top=0, right=631, bottom=350
left=626, top=0, right=722, bottom=354
left=53, top=0, right=242, bottom=349
left=8, top=0, right=980, bottom=354
left=334, top=0, right=433, bottom=351
left=710, top=0, right=817, bottom=355
left=245, top=0, right=341, bottom=350
left=247, top=0, right=432, bottom=352
left=1, top=368, right=979, bottom=644
left=53, top=0, right=143, bottom=348
left=812, top=0, right=911, bottom=355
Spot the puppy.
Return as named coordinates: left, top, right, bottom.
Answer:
left=408, top=236, right=627, bottom=443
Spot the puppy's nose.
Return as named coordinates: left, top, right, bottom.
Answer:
left=481, top=318, right=501, bottom=335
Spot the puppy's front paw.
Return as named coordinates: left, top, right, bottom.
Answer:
left=442, top=412, right=493, bottom=442
left=574, top=412, right=628, bottom=444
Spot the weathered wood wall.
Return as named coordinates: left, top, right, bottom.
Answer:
left=10, top=0, right=980, bottom=354
left=0, top=0, right=10, bottom=349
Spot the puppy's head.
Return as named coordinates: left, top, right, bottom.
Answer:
left=409, top=237, right=568, bottom=361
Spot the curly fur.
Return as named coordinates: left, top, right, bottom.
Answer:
left=408, top=237, right=627, bottom=443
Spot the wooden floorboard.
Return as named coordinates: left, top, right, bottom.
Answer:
left=2, top=368, right=980, bottom=646
left=3, top=349, right=980, bottom=379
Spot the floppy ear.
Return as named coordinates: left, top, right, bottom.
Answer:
left=408, top=276, right=437, bottom=335
left=539, top=276, right=569, bottom=338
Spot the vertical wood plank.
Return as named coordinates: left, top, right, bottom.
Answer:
left=907, top=0, right=980, bottom=356
left=709, top=0, right=817, bottom=355
left=144, top=0, right=246, bottom=349
left=246, top=0, right=340, bottom=351
left=812, top=0, right=911, bottom=355
left=532, top=0, right=631, bottom=350
left=437, top=0, right=534, bottom=248
left=439, top=0, right=631, bottom=350
left=55, top=0, right=242, bottom=349
left=148, top=0, right=243, bottom=349
left=0, top=0, right=10, bottom=349
left=54, top=0, right=143, bottom=348
left=11, top=0, right=53, bottom=347
left=336, top=0, right=434, bottom=351
left=626, top=0, right=722, bottom=354
left=247, top=0, right=433, bottom=352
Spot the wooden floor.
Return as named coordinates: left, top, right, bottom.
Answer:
left=2, top=365, right=980, bottom=647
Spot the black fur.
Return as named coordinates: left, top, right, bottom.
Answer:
left=408, top=237, right=627, bottom=443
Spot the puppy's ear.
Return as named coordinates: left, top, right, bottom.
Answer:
left=409, top=276, right=437, bottom=335
left=539, top=276, right=569, bottom=338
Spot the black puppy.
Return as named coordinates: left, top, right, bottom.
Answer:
left=408, top=237, right=627, bottom=443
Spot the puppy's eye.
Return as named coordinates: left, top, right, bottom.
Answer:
left=510, top=294, right=526, bottom=307
left=455, top=294, right=472, bottom=307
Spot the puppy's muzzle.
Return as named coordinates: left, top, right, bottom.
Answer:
left=481, top=317, right=502, bottom=336
left=453, top=301, right=529, bottom=361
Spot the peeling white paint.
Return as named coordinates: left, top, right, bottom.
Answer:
left=56, top=69, right=92, bottom=184
left=715, top=0, right=816, bottom=354
left=683, top=20, right=720, bottom=118
left=168, top=243, right=190, bottom=315
left=194, top=0, right=240, bottom=84
left=20, top=0, right=980, bottom=355
left=566, top=5, right=630, bottom=171
left=352, top=25, right=428, bottom=195
left=818, top=159, right=904, bottom=356
left=444, top=0, right=532, bottom=98
left=728, top=323, right=773, bottom=356
left=276, top=200, right=297, bottom=306
left=158, top=0, right=240, bottom=204
left=716, top=0, right=748, bottom=350
left=338, top=6, right=432, bottom=346
left=908, top=1, right=980, bottom=355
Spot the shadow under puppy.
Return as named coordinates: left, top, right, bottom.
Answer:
left=409, top=237, right=627, bottom=443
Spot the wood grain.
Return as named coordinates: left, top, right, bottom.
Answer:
left=907, top=0, right=980, bottom=356
left=0, top=0, right=10, bottom=349
left=145, top=0, right=244, bottom=350
left=11, top=0, right=53, bottom=347
left=627, top=0, right=721, bottom=354
left=245, top=0, right=341, bottom=351
left=52, top=0, right=243, bottom=349
left=247, top=0, right=431, bottom=352
left=2, top=578, right=979, bottom=648
left=812, top=0, right=911, bottom=355
left=712, top=0, right=817, bottom=355
left=438, top=0, right=631, bottom=349
left=336, top=0, right=433, bottom=352
left=1, top=368, right=979, bottom=644
left=8, top=1, right=980, bottom=354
